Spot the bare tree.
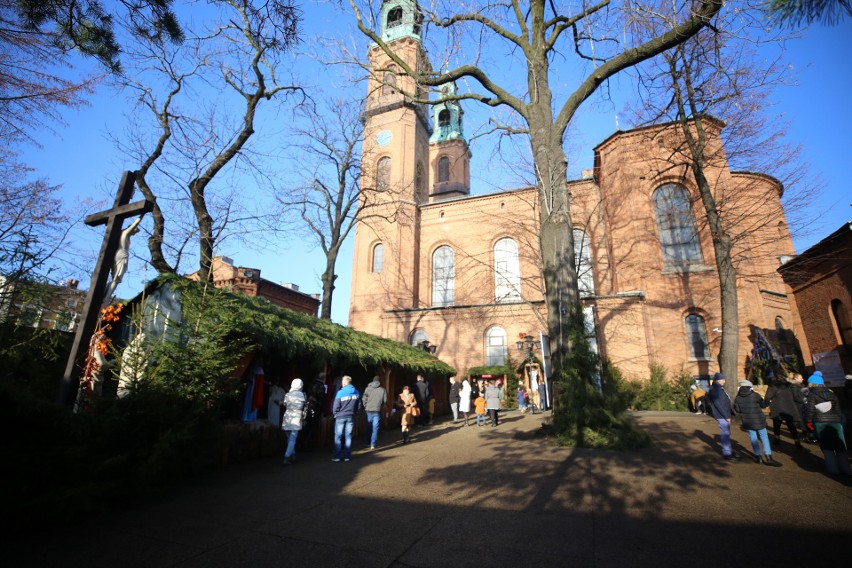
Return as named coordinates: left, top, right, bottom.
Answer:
left=277, top=98, right=366, bottom=320
left=629, top=10, right=818, bottom=391
left=347, top=0, right=724, bottom=375
left=0, top=0, right=91, bottom=308
left=112, top=0, right=303, bottom=281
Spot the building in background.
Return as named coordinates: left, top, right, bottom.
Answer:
left=189, top=256, right=320, bottom=317
left=779, top=222, right=852, bottom=383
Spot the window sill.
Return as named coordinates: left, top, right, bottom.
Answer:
left=661, top=264, right=715, bottom=275
left=688, top=357, right=716, bottom=363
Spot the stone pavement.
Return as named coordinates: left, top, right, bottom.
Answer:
left=11, top=411, right=852, bottom=567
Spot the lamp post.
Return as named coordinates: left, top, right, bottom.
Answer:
left=515, top=334, right=540, bottom=363
left=418, top=340, right=437, bottom=354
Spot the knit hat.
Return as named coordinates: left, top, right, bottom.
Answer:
left=808, top=371, right=824, bottom=386
left=713, top=372, right=726, bottom=382
left=290, top=378, right=304, bottom=391
left=739, top=380, right=753, bottom=388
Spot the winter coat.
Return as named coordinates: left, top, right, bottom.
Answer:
left=485, top=385, right=503, bottom=410
left=449, top=381, right=462, bottom=404
left=415, top=380, right=431, bottom=406
left=807, top=386, right=843, bottom=424
left=399, top=391, right=418, bottom=427
left=459, top=381, right=472, bottom=413
left=332, top=384, right=361, bottom=419
left=707, top=383, right=733, bottom=419
left=733, top=387, right=768, bottom=430
left=764, top=382, right=803, bottom=422
left=362, top=380, right=387, bottom=413
left=282, top=390, right=306, bottom=431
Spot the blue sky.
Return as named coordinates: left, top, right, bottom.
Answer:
left=20, top=5, right=852, bottom=326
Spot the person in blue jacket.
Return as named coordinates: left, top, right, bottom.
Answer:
left=707, top=373, right=741, bottom=461
left=332, top=375, right=361, bottom=462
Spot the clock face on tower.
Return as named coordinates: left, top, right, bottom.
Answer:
left=376, top=130, right=393, bottom=147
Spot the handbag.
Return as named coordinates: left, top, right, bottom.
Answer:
left=411, top=406, right=421, bottom=416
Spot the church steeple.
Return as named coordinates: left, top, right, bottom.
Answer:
left=428, top=81, right=470, bottom=201
left=380, top=0, right=423, bottom=43
left=430, top=81, right=464, bottom=143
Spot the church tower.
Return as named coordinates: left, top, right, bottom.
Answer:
left=429, top=81, right=471, bottom=201
left=349, top=0, right=432, bottom=333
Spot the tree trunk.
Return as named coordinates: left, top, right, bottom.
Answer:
left=320, top=253, right=337, bottom=320
left=528, top=123, right=582, bottom=376
left=526, top=40, right=583, bottom=377
left=190, top=179, right=215, bottom=283
left=692, top=162, right=739, bottom=396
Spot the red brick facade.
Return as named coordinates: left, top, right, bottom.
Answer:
left=779, top=223, right=852, bottom=374
left=348, top=8, right=803, bottom=381
left=190, top=257, right=320, bottom=317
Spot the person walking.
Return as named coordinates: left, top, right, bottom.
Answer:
left=281, top=378, right=306, bottom=465
left=332, top=375, right=360, bottom=462
left=733, top=379, right=781, bottom=466
left=485, top=380, right=504, bottom=427
left=459, top=378, right=472, bottom=426
left=449, top=376, right=462, bottom=424
left=807, top=371, right=852, bottom=476
left=706, top=373, right=741, bottom=461
left=399, top=385, right=418, bottom=444
left=764, top=374, right=804, bottom=449
left=362, top=375, right=387, bottom=450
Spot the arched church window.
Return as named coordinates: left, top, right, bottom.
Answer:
left=371, top=243, right=384, bottom=273
left=653, top=183, right=703, bottom=266
left=438, top=156, right=449, bottom=183
left=573, top=229, right=595, bottom=297
left=485, top=326, right=508, bottom=366
left=387, top=7, right=403, bottom=28
left=831, top=299, right=852, bottom=348
left=410, top=328, right=428, bottom=346
left=382, top=65, right=398, bottom=96
left=376, top=156, right=391, bottom=191
left=775, top=316, right=789, bottom=343
left=438, top=109, right=450, bottom=127
left=494, top=237, right=521, bottom=302
left=685, top=313, right=711, bottom=360
left=432, top=245, right=455, bottom=307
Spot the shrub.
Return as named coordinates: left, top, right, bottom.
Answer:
left=550, top=314, right=651, bottom=450
left=625, top=363, right=693, bottom=412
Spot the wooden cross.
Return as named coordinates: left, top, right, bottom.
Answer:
left=58, top=171, right=154, bottom=406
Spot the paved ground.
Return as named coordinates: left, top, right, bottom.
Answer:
left=11, top=410, right=852, bottom=567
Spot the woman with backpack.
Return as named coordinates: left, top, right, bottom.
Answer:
left=807, top=371, right=852, bottom=476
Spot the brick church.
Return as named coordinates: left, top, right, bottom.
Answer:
left=348, top=0, right=803, bottom=381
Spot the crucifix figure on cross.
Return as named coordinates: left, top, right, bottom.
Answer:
left=58, top=171, right=154, bottom=406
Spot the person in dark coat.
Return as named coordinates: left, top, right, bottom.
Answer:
left=764, top=375, right=804, bottom=449
left=733, top=380, right=781, bottom=466
left=807, top=371, right=852, bottom=476
left=414, top=375, right=431, bottom=426
left=449, top=376, right=462, bottom=423
left=706, top=373, right=741, bottom=461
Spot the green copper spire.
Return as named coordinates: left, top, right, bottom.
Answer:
left=430, top=81, right=464, bottom=143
